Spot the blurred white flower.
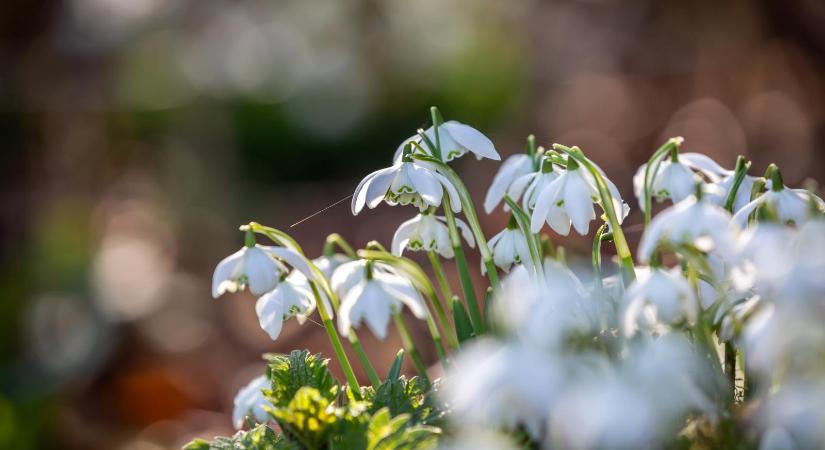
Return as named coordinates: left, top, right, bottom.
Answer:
left=638, top=196, right=736, bottom=263
left=732, top=184, right=823, bottom=227
left=756, top=381, right=825, bottom=450
left=331, top=260, right=427, bottom=340
left=395, top=120, right=501, bottom=162
left=351, top=159, right=461, bottom=215
left=442, top=339, right=565, bottom=439
left=437, top=429, right=519, bottom=450
left=633, top=152, right=727, bottom=211
left=232, top=375, right=273, bottom=430
left=622, top=267, right=698, bottom=336
left=212, top=244, right=313, bottom=298
left=496, top=260, right=598, bottom=350
left=483, top=226, right=531, bottom=273
left=392, top=213, right=474, bottom=258
left=483, top=153, right=534, bottom=213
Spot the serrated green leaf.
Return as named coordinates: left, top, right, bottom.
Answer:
left=266, top=350, right=338, bottom=408
left=181, top=424, right=299, bottom=450
left=271, top=387, right=340, bottom=449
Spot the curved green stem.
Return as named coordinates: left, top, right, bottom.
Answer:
left=641, top=138, right=684, bottom=226
left=553, top=144, right=636, bottom=283
left=723, top=156, right=751, bottom=212
left=347, top=330, right=381, bottom=388
left=323, top=233, right=357, bottom=258
left=504, top=195, right=543, bottom=274
left=393, top=313, right=430, bottom=383
left=441, top=195, right=484, bottom=333
left=592, top=224, right=609, bottom=289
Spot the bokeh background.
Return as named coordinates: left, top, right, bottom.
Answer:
left=2, top=0, right=825, bottom=448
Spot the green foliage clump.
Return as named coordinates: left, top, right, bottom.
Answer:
left=183, top=350, right=442, bottom=450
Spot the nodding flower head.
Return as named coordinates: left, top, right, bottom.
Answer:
left=633, top=152, right=728, bottom=211
left=212, top=243, right=313, bottom=298
left=331, top=260, right=427, bottom=340
left=392, top=212, right=474, bottom=259
left=394, top=120, right=501, bottom=163
left=351, top=159, right=461, bottom=215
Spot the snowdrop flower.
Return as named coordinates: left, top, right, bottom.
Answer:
left=633, top=152, right=727, bottom=211
left=483, top=153, right=534, bottom=213
left=638, top=195, right=737, bottom=263
left=484, top=223, right=532, bottom=273
left=496, top=260, right=598, bottom=350
left=254, top=281, right=316, bottom=341
left=732, top=182, right=824, bottom=227
left=530, top=158, right=627, bottom=236
left=394, top=120, right=501, bottom=163
left=622, top=267, right=699, bottom=336
left=232, top=375, right=273, bottom=430
left=212, top=244, right=313, bottom=298
left=442, top=339, right=565, bottom=439
left=352, top=154, right=461, bottom=215
left=392, top=212, right=474, bottom=258
left=507, top=158, right=561, bottom=210
left=331, top=260, right=427, bottom=340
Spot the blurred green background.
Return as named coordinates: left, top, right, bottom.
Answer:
left=1, top=0, right=825, bottom=448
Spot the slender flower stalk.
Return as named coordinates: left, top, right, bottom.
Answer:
left=427, top=250, right=454, bottom=303
left=308, top=282, right=362, bottom=398
left=393, top=312, right=430, bottom=383
left=553, top=144, right=636, bottom=282
left=442, top=194, right=484, bottom=333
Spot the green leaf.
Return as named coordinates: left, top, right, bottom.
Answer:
left=365, top=408, right=440, bottom=450
left=266, top=350, right=338, bottom=407
left=364, top=375, right=441, bottom=427
left=451, top=296, right=475, bottom=343
left=386, top=350, right=405, bottom=382
left=181, top=425, right=299, bottom=450
left=271, top=387, right=340, bottom=449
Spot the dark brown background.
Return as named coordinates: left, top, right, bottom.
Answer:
left=1, top=0, right=824, bottom=448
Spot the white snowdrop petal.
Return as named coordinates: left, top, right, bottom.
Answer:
left=255, top=289, right=286, bottom=341
left=442, top=121, right=501, bottom=160
left=212, top=249, right=244, bottom=298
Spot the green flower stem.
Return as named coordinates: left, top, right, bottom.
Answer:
left=323, top=233, right=357, bottom=258
left=393, top=313, right=430, bottom=383
left=723, top=156, right=751, bottom=212
left=358, top=249, right=457, bottom=352
left=347, top=330, right=381, bottom=388
left=503, top=195, right=543, bottom=273
left=441, top=195, right=484, bottom=333
left=553, top=144, right=636, bottom=283
left=309, top=282, right=362, bottom=398
left=427, top=251, right=454, bottom=307
left=641, top=138, right=684, bottom=226
left=592, top=224, right=609, bottom=288
left=725, top=342, right=737, bottom=401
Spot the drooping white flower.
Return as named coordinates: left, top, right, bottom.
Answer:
left=732, top=183, right=824, bottom=227
left=392, top=213, right=474, bottom=258
left=351, top=158, right=461, bottom=215
left=331, top=260, right=427, bottom=340
left=483, top=226, right=532, bottom=273
left=507, top=160, right=561, bottom=211
left=633, top=152, right=728, bottom=211
left=638, top=196, right=737, bottom=262
left=394, top=120, right=501, bottom=163
left=254, top=281, right=315, bottom=341
left=212, top=244, right=313, bottom=298
left=442, top=339, right=565, bottom=439
left=756, top=381, right=825, bottom=450
left=483, top=153, right=534, bottom=213
left=232, top=375, right=273, bottom=430
left=622, top=267, right=699, bottom=336
left=529, top=157, right=628, bottom=236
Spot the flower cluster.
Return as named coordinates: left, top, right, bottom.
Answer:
left=190, top=107, right=825, bottom=450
